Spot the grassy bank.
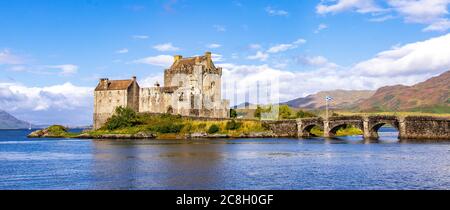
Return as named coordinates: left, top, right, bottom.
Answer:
left=310, top=125, right=363, bottom=137
left=89, top=108, right=268, bottom=139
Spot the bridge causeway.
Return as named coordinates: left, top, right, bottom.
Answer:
left=264, top=115, right=450, bottom=140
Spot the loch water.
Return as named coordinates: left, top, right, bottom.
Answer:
left=0, top=127, right=450, bottom=190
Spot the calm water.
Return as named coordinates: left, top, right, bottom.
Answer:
left=1, top=128, right=450, bottom=190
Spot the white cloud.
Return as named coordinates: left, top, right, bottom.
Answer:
left=0, top=49, right=23, bottom=65
left=297, top=55, right=338, bottom=68
left=267, top=38, right=306, bottom=53
left=207, top=43, right=222, bottom=49
left=423, top=18, right=450, bottom=31
left=316, top=0, right=450, bottom=32
left=352, top=32, right=450, bottom=76
left=132, top=35, right=149, bottom=39
left=153, top=43, right=180, bottom=52
left=213, top=25, right=227, bottom=32
left=247, top=51, right=269, bottom=61
left=316, top=0, right=383, bottom=14
left=314, top=24, right=328, bottom=33
left=0, top=82, right=93, bottom=125
left=133, top=55, right=174, bottom=67
left=46, top=64, right=78, bottom=76
left=212, top=53, right=225, bottom=62
left=265, top=6, right=289, bottom=16
left=115, top=48, right=129, bottom=54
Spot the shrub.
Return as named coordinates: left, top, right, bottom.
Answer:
left=197, top=123, right=206, bottom=129
left=230, top=109, right=238, bottom=118
left=105, top=106, right=139, bottom=130
left=226, top=120, right=242, bottom=130
left=151, top=122, right=184, bottom=134
left=254, top=105, right=272, bottom=119
left=278, top=105, right=294, bottom=119
left=207, top=124, right=220, bottom=134
left=296, top=110, right=317, bottom=118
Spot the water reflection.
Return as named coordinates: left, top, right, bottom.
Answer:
left=1, top=128, right=450, bottom=190
left=92, top=140, right=227, bottom=189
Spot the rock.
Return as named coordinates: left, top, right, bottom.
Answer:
left=75, top=133, right=94, bottom=139
left=27, top=130, right=45, bottom=138
left=188, top=132, right=208, bottom=138
left=134, top=131, right=156, bottom=139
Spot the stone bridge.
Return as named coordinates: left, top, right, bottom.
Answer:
left=263, top=115, right=450, bottom=140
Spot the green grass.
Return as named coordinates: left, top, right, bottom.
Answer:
left=91, top=112, right=269, bottom=139
left=309, top=125, right=363, bottom=137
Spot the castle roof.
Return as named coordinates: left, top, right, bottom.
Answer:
left=95, top=79, right=134, bottom=91
left=166, top=52, right=221, bottom=75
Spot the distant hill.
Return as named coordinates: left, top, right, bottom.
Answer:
left=232, top=102, right=257, bottom=109
left=357, top=70, right=450, bottom=112
left=282, top=90, right=375, bottom=110
left=0, top=110, right=30, bottom=129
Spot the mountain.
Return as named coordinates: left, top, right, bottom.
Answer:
left=357, top=71, right=450, bottom=112
left=282, top=90, right=375, bottom=110
left=0, top=110, right=30, bottom=129
left=232, top=102, right=257, bottom=109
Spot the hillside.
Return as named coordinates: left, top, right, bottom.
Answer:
left=357, top=71, right=450, bottom=112
left=0, top=110, right=30, bottom=129
left=282, top=90, right=375, bottom=110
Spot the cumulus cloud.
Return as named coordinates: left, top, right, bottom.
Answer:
left=133, top=55, right=174, bottom=67
left=140, top=33, right=450, bottom=104
left=153, top=43, right=180, bottom=52
left=247, top=51, right=269, bottom=61
left=265, top=6, right=289, bottom=16
left=0, top=82, right=93, bottom=125
left=297, top=55, right=338, bottom=68
left=352, top=32, right=450, bottom=76
left=267, top=38, right=306, bottom=54
left=316, top=0, right=383, bottom=14
left=316, top=0, right=450, bottom=32
left=0, top=49, right=23, bottom=65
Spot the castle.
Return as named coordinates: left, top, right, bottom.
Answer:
left=93, top=52, right=230, bottom=129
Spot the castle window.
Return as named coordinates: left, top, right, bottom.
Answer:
left=211, top=81, right=215, bottom=88
left=117, top=100, right=120, bottom=103
left=179, top=81, right=183, bottom=87
left=109, top=99, right=112, bottom=103
left=211, top=95, right=215, bottom=102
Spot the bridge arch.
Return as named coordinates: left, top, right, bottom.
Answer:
left=367, top=117, right=400, bottom=140
left=301, top=123, right=324, bottom=137
left=325, top=116, right=364, bottom=138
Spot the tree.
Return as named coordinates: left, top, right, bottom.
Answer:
left=106, top=106, right=139, bottom=130
left=296, top=110, right=317, bottom=118
left=207, top=124, right=220, bottom=134
left=278, top=105, right=293, bottom=119
left=230, top=109, right=238, bottom=118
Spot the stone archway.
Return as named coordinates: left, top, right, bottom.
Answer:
left=368, top=121, right=400, bottom=140
left=301, top=124, right=323, bottom=137
left=325, top=116, right=364, bottom=138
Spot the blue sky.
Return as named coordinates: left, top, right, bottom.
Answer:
left=1, top=0, right=450, bottom=125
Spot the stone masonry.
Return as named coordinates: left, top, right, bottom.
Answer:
left=93, top=52, right=230, bottom=129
